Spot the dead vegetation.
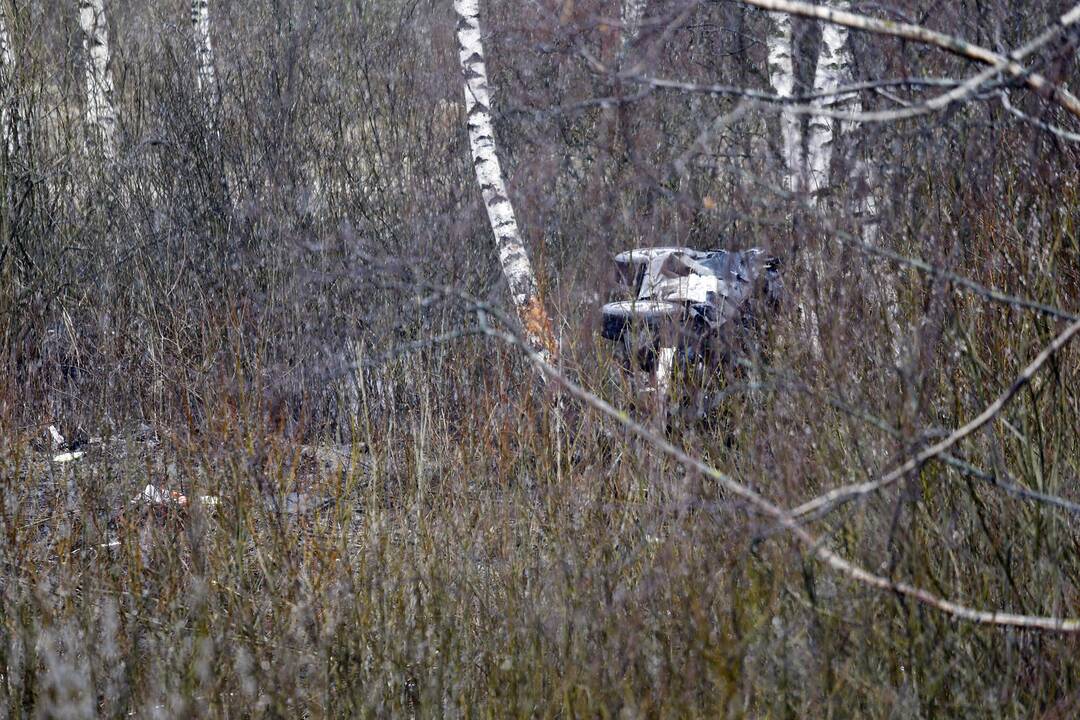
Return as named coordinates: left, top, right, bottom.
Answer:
left=1, top=0, right=1079, bottom=716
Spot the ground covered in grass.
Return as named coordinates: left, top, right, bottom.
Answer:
left=3, top=334, right=1079, bottom=716
left=3, top=0, right=1080, bottom=714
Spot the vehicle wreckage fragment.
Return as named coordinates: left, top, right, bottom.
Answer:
left=601, top=246, right=782, bottom=405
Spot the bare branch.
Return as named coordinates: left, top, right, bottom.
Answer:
left=758, top=373, right=1080, bottom=516
left=845, top=239, right=1080, bottom=322
left=1001, top=90, right=1080, bottom=142
left=731, top=0, right=1080, bottom=120
left=476, top=312, right=1080, bottom=633
left=631, top=75, right=961, bottom=104
left=708, top=152, right=1079, bottom=322
left=792, top=316, right=1080, bottom=520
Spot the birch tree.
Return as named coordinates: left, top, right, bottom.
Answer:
left=78, top=0, right=117, bottom=161
left=766, top=11, right=801, bottom=193
left=0, top=2, right=13, bottom=248
left=621, top=0, right=647, bottom=53
left=0, top=4, right=13, bottom=161
left=802, top=0, right=877, bottom=222
left=825, top=4, right=901, bottom=346
left=766, top=3, right=850, bottom=354
left=826, top=11, right=878, bottom=245
left=191, top=0, right=218, bottom=100
left=765, top=9, right=824, bottom=351
left=793, top=1, right=900, bottom=354
left=454, top=0, right=558, bottom=362
left=804, top=5, right=849, bottom=202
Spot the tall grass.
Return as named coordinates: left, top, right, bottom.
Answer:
left=2, top=0, right=1079, bottom=715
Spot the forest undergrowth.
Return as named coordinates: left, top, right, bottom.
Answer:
left=2, top=0, right=1079, bottom=715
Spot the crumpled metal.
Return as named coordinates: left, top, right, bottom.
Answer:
left=634, top=247, right=782, bottom=330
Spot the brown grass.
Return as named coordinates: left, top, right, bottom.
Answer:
left=1, top=0, right=1079, bottom=715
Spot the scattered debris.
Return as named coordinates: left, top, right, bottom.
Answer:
left=70, top=538, right=122, bottom=556
left=46, top=423, right=89, bottom=462
left=132, top=483, right=188, bottom=507
left=130, top=484, right=220, bottom=510
left=131, top=483, right=186, bottom=507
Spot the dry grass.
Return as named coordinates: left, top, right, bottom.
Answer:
left=2, top=0, right=1080, bottom=715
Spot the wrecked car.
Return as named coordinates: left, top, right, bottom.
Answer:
left=601, top=246, right=782, bottom=407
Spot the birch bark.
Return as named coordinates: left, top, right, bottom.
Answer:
left=454, top=0, right=557, bottom=362
left=0, top=5, right=13, bottom=161
left=621, top=0, right=647, bottom=53
left=766, top=11, right=801, bottom=192
left=800, top=3, right=853, bottom=356
left=0, top=3, right=13, bottom=244
left=191, top=0, right=218, bottom=99
left=805, top=1, right=849, bottom=203
left=78, top=0, right=117, bottom=161
left=837, top=60, right=878, bottom=242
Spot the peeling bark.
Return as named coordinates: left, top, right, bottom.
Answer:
left=454, top=0, right=558, bottom=362
left=78, top=0, right=117, bottom=160
left=766, top=11, right=801, bottom=193
left=191, top=0, right=218, bottom=99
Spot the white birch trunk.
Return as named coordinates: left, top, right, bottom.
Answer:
left=843, top=129, right=878, bottom=244
left=79, top=0, right=117, bottom=161
left=621, top=0, right=647, bottom=53
left=0, top=7, right=14, bottom=160
left=805, top=1, right=849, bottom=203
left=801, top=9, right=852, bottom=358
left=454, top=0, right=557, bottom=362
left=766, top=11, right=801, bottom=193
left=191, top=0, right=218, bottom=99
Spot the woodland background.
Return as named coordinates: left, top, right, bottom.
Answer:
left=1, top=0, right=1079, bottom=716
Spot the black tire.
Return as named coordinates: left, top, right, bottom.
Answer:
left=600, top=300, right=683, bottom=341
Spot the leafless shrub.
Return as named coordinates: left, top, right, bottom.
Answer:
left=1, top=0, right=1079, bottom=715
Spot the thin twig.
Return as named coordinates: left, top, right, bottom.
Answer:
left=1000, top=90, right=1080, bottom=142
left=751, top=370, right=1080, bottom=516
left=729, top=0, right=1080, bottom=120
left=791, top=317, right=1080, bottom=520
left=702, top=149, right=1079, bottom=323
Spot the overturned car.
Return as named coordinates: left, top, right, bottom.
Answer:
left=601, top=246, right=782, bottom=405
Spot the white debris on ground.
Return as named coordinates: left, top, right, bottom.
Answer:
left=131, top=483, right=188, bottom=506
left=47, top=423, right=86, bottom=462
left=130, top=484, right=220, bottom=509
left=33, top=425, right=364, bottom=520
